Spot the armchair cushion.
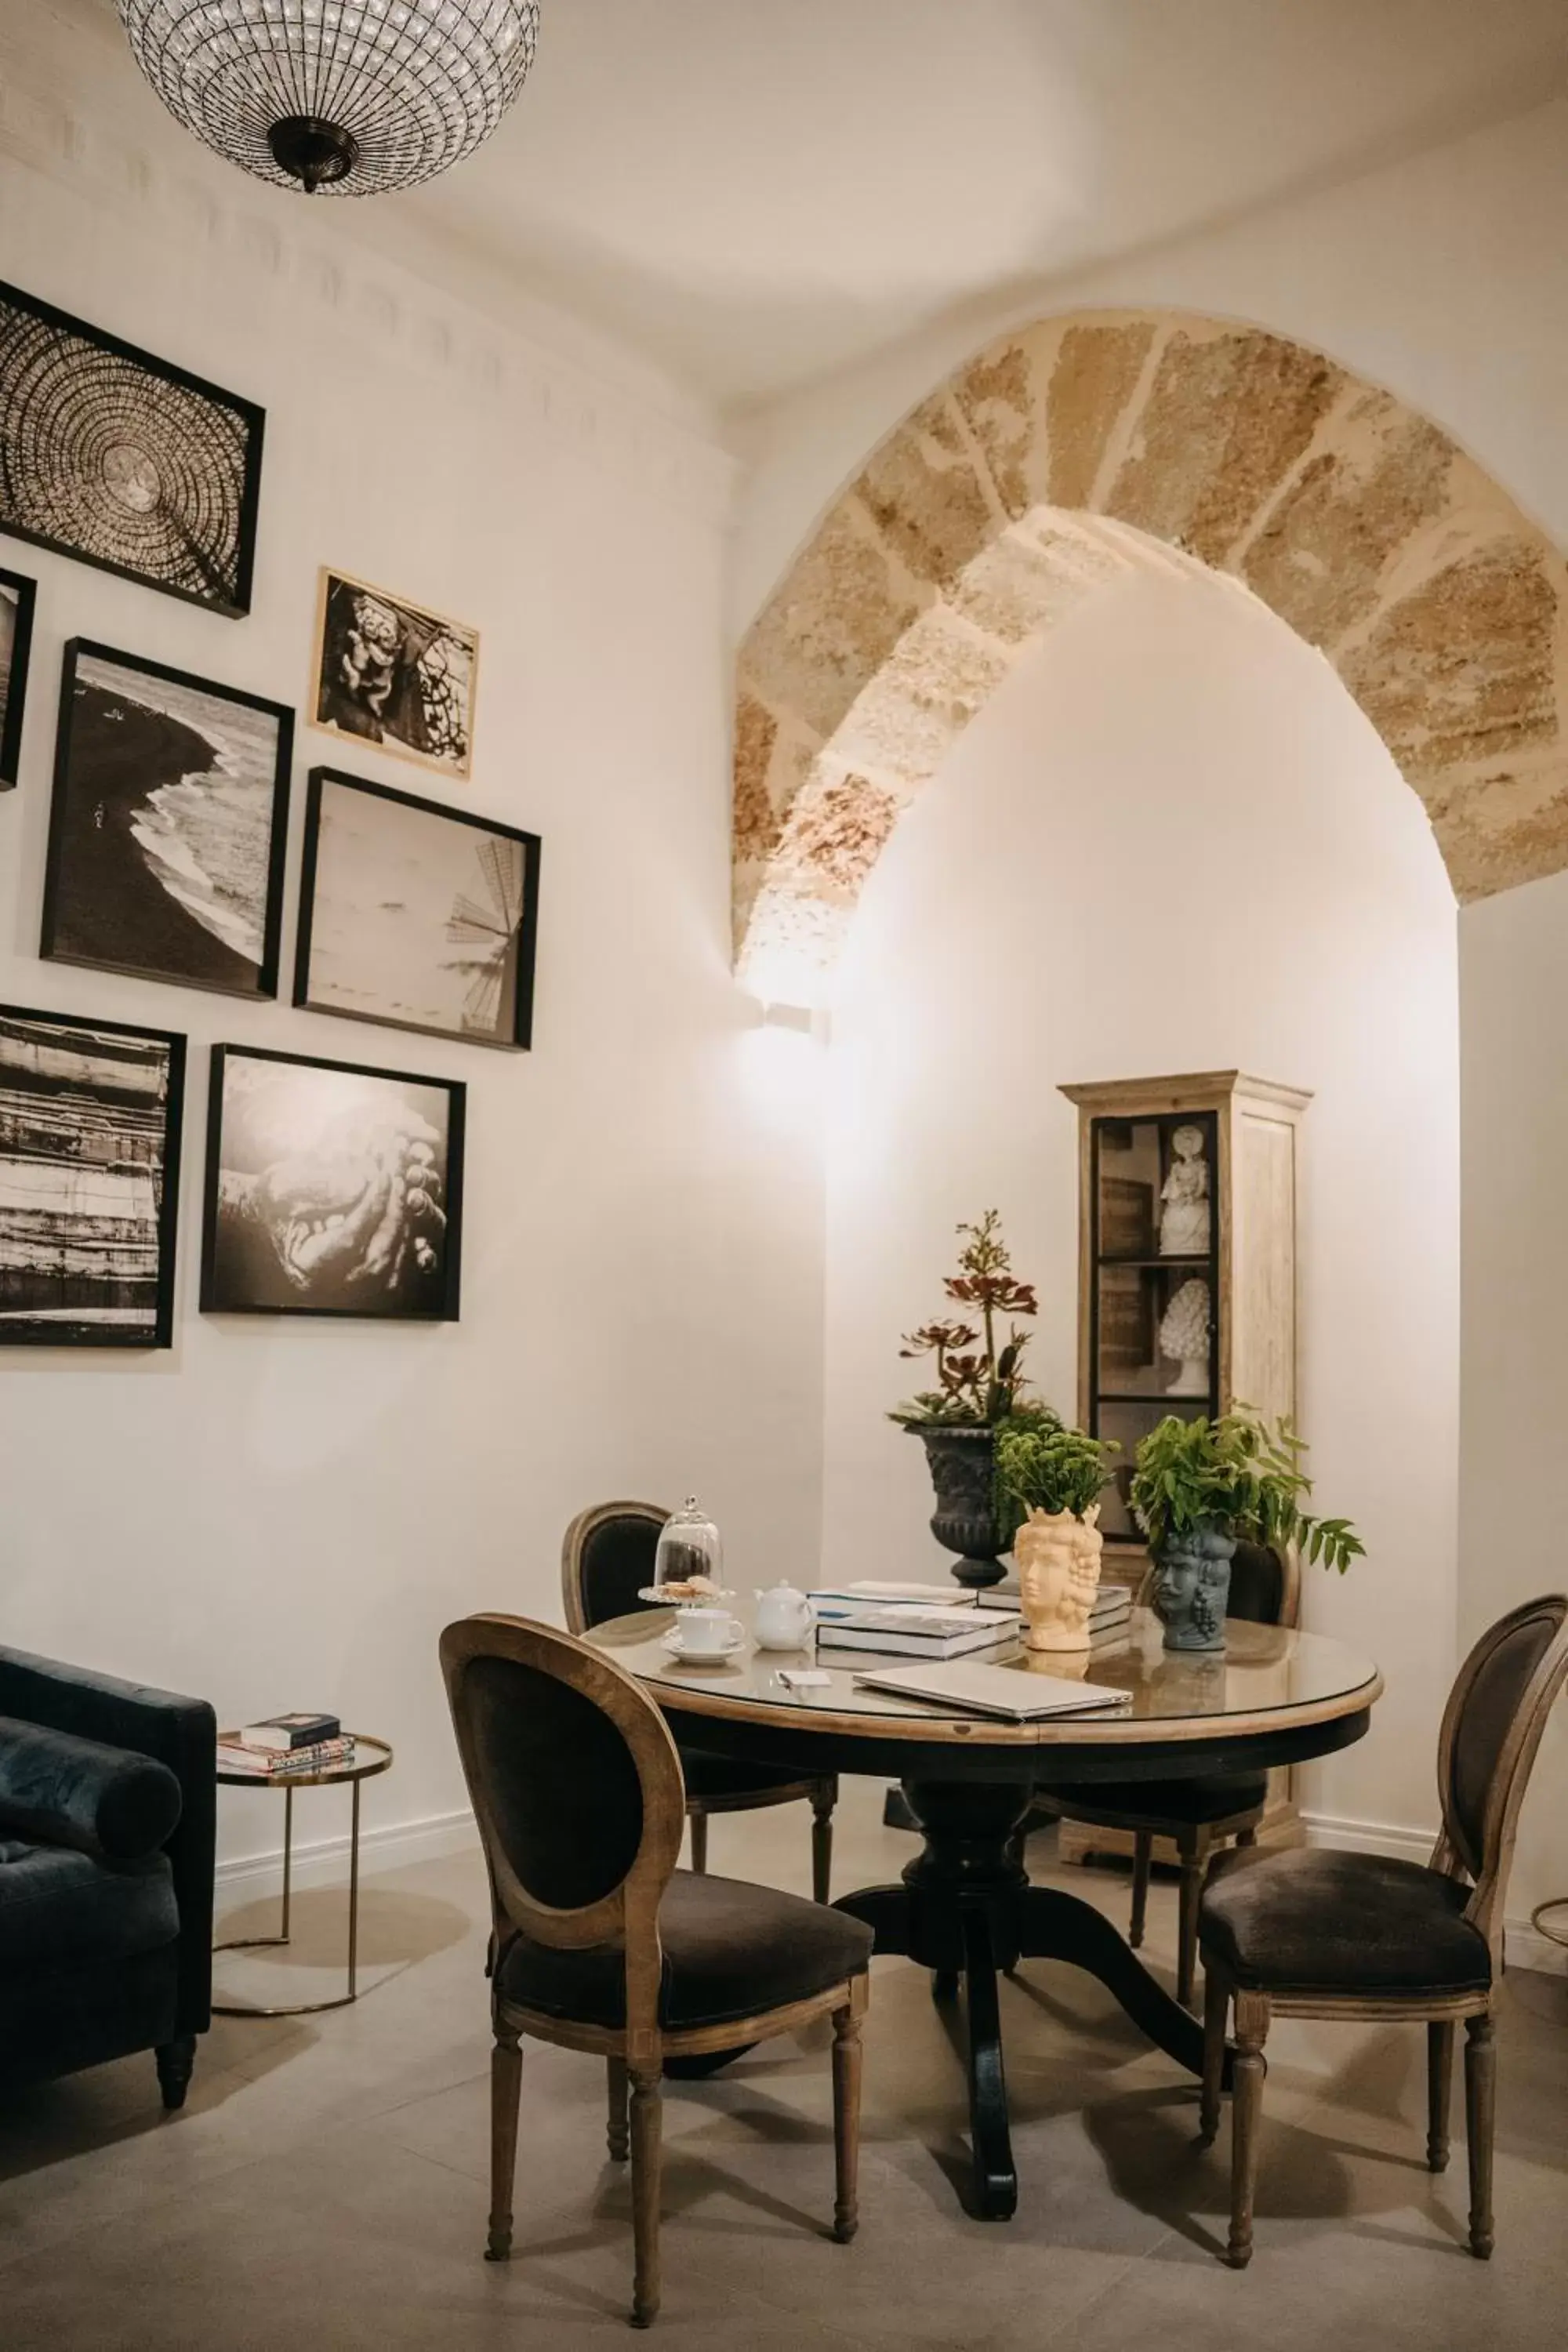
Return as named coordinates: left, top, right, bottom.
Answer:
left=0, top=1716, right=183, bottom=1864
left=0, top=1837, right=178, bottom=1968
left=1200, top=1844, right=1491, bottom=1998
left=497, top=1868, right=872, bottom=2031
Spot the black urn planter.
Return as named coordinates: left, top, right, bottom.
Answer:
left=1149, top=1523, right=1236, bottom=1652
left=912, top=1425, right=1007, bottom=1589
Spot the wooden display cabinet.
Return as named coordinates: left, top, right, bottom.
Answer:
left=1055, top=1070, right=1312, bottom=1865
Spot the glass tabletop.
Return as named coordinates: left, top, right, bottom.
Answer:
left=586, top=1608, right=1381, bottom=1750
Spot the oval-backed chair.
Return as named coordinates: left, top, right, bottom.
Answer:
left=562, top=1501, right=838, bottom=1900
left=440, top=1612, right=872, bottom=2327
left=1196, top=1592, right=1568, bottom=2268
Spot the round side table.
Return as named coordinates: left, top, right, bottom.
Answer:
left=214, top=1735, right=394, bottom=2017
left=1530, top=1897, right=1568, bottom=1953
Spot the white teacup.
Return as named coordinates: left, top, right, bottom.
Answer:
left=678, top=1606, right=738, bottom=1657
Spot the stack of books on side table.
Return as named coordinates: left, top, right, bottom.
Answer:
left=217, top=1713, right=354, bottom=1779
left=814, top=1601, right=1022, bottom=1661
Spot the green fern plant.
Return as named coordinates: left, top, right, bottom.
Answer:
left=1128, top=1408, right=1363, bottom=1573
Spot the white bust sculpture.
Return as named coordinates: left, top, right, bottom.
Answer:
left=1160, top=1124, right=1210, bottom=1256
left=1160, top=1276, right=1211, bottom=1396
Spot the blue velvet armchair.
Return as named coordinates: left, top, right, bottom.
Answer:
left=0, top=1646, right=216, bottom=2110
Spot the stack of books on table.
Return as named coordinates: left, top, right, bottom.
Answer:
left=1087, top=1583, right=1135, bottom=1649
left=217, top=1713, right=354, bottom=1779
left=811, top=1591, right=1022, bottom=1661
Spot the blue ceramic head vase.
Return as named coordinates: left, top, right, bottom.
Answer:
left=1152, top=1523, right=1236, bottom=1653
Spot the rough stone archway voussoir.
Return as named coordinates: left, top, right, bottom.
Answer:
left=734, top=308, right=1568, bottom=1002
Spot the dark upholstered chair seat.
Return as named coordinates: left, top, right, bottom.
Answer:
left=0, top=1838, right=178, bottom=1969
left=681, top=1750, right=818, bottom=1804
left=498, top=1868, right=874, bottom=2031
left=1201, top=1845, right=1491, bottom=1998
left=1051, top=1774, right=1268, bottom=1828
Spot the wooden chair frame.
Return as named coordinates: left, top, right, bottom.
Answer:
left=441, top=1613, right=868, bottom=2328
left=1054, top=1544, right=1301, bottom=2007
left=561, top=1500, right=838, bottom=1900
left=1197, top=1594, right=1568, bottom=2269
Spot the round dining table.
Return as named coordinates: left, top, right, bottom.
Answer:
left=586, top=1605, right=1382, bottom=2220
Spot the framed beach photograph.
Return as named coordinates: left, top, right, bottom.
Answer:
left=42, top=641, right=293, bottom=1001
left=0, top=1002, right=185, bottom=1348
left=201, top=1044, right=464, bottom=1322
left=0, top=564, right=36, bottom=789
left=310, top=568, right=478, bottom=781
left=0, top=279, right=263, bottom=617
left=294, top=768, right=540, bottom=1051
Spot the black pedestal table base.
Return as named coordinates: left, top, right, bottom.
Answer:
left=835, top=1774, right=1224, bottom=2220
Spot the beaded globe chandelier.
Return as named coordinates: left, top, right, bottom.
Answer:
left=115, top=2, right=541, bottom=197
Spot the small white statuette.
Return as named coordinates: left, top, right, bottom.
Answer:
left=1160, top=1276, right=1211, bottom=1396
left=1160, top=1124, right=1210, bottom=1256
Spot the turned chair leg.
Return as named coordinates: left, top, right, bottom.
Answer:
left=630, top=2064, right=663, bottom=2327
left=1226, top=1990, right=1270, bottom=2269
left=486, top=2020, right=524, bottom=2262
left=688, top=1809, right=708, bottom=1875
left=830, top=2001, right=863, bottom=2244
left=1465, top=2013, right=1496, bottom=2259
left=1426, top=2020, right=1454, bottom=2173
left=155, top=2035, right=196, bottom=2112
left=1177, top=1831, right=1207, bottom=2010
left=1129, top=1829, right=1152, bottom=1949
left=811, top=1784, right=836, bottom=1905
left=607, top=2055, right=630, bottom=2163
left=1198, top=1962, right=1228, bottom=2147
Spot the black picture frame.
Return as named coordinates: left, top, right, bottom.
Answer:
left=0, top=1000, right=185, bottom=1349
left=200, top=1043, right=466, bottom=1322
left=0, top=278, right=265, bottom=618
left=42, top=639, right=294, bottom=1002
left=294, top=766, right=540, bottom=1051
left=0, top=563, right=37, bottom=789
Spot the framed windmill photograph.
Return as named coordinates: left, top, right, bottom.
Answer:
left=293, top=767, right=540, bottom=1051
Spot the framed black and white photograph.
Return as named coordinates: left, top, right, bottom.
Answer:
left=0, top=1003, right=184, bottom=1348
left=311, top=567, right=478, bottom=781
left=294, top=768, right=539, bottom=1051
left=0, top=563, right=35, bottom=789
left=0, top=280, right=263, bottom=617
left=201, top=1044, right=464, bottom=1321
left=42, top=641, right=293, bottom=1001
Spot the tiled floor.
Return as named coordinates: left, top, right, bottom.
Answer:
left=2, top=1784, right=1565, bottom=2348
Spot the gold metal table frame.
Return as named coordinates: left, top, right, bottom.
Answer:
left=213, top=1735, right=394, bottom=2017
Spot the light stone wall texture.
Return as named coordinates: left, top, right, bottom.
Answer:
left=734, top=310, right=1568, bottom=999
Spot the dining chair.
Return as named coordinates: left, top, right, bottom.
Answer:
left=561, top=1500, right=838, bottom=1901
left=1196, top=1592, right=1568, bottom=2269
left=1050, top=1540, right=1299, bottom=2008
left=440, top=1612, right=872, bottom=2328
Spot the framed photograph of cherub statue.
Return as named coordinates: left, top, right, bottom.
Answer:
left=310, top=568, right=478, bottom=782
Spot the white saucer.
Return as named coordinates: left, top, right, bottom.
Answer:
left=661, top=1630, right=745, bottom=1664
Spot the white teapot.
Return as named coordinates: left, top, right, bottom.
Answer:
left=753, top=1582, right=815, bottom=1651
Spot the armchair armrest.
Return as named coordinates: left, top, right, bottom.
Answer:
left=0, top=1647, right=216, bottom=2038
left=0, top=1716, right=183, bottom=1861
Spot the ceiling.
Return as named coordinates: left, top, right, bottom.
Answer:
left=81, top=2, right=1568, bottom=418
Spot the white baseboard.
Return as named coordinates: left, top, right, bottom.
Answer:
left=216, top=1806, right=478, bottom=1907
left=1301, top=1809, right=1566, bottom=1977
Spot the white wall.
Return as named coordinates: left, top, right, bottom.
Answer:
left=823, top=564, right=1459, bottom=1838
left=1460, top=873, right=1568, bottom=1922
left=0, top=22, right=824, bottom=1870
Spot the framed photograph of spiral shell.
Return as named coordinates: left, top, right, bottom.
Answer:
left=200, top=1044, right=464, bottom=1321
left=293, top=768, right=539, bottom=1051
left=0, top=281, right=263, bottom=617
left=311, top=568, right=478, bottom=781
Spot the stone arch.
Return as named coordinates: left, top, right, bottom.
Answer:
left=733, top=310, right=1568, bottom=1001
